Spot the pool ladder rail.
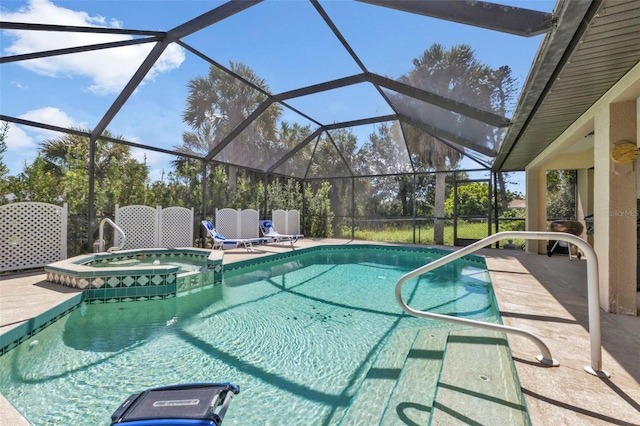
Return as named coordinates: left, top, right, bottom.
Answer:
left=98, top=218, right=126, bottom=253
left=395, top=231, right=610, bottom=378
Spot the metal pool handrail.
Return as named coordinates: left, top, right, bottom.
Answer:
left=395, top=231, right=609, bottom=377
left=98, top=218, right=126, bottom=252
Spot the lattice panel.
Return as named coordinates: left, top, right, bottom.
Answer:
left=115, top=205, right=158, bottom=250
left=0, top=202, right=67, bottom=272
left=160, top=207, right=193, bottom=248
left=216, top=208, right=239, bottom=239
left=272, top=209, right=300, bottom=235
left=272, top=209, right=287, bottom=235
left=288, top=210, right=301, bottom=235
left=240, top=209, right=259, bottom=239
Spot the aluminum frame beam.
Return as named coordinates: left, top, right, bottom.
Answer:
left=356, top=0, right=555, bottom=37
left=0, top=114, right=202, bottom=160
left=270, top=72, right=510, bottom=127
left=273, top=74, right=368, bottom=101
left=204, top=98, right=274, bottom=162
left=165, top=0, right=262, bottom=43
left=434, top=136, right=492, bottom=169
left=267, top=114, right=400, bottom=176
left=177, top=40, right=323, bottom=128
left=323, top=114, right=397, bottom=130
left=324, top=131, right=355, bottom=177
left=369, top=74, right=511, bottom=128
left=399, top=114, right=497, bottom=158
left=0, top=21, right=165, bottom=37
left=311, top=0, right=404, bottom=129
left=91, top=1, right=261, bottom=141
left=311, top=0, right=368, bottom=71
left=303, top=167, right=491, bottom=181
left=0, top=114, right=88, bottom=138
left=0, top=37, right=158, bottom=64
left=267, top=129, right=323, bottom=173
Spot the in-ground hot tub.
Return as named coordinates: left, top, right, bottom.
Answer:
left=45, top=247, right=223, bottom=303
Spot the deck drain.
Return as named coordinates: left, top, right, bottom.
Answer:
left=479, top=375, right=490, bottom=381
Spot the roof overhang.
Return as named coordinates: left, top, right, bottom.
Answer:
left=495, top=0, right=640, bottom=171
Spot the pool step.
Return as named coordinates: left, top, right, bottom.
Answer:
left=337, top=328, right=447, bottom=425
left=379, top=329, right=449, bottom=425
left=429, top=329, right=530, bottom=425
left=336, top=328, right=418, bottom=424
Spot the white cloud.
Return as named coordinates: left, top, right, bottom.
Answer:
left=5, top=122, right=34, bottom=150
left=1, top=0, right=185, bottom=95
left=19, top=106, right=83, bottom=132
left=11, top=81, right=28, bottom=89
left=3, top=124, right=38, bottom=176
left=3, top=107, right=83, bottom=174
left=5, top=106, right=84, bottom=152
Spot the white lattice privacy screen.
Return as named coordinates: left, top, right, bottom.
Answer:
left=0, top=202, right=67, bottom=272
left=215, top=208, right=260, bottom=239
left=160, top=207, right=194, bottom=248
left=215, top=208, right=239, bottom=239
left=240, top=209, right=260, bottom=239
left=115, top=205, right=194, bottom=250
left=272, top=209, right=300, bottom=235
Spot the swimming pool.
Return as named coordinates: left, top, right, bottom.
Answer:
left=0, top=245, right=529, bottom=425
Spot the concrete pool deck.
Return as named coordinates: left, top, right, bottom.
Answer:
left=1, top=238, right=639, bottom=425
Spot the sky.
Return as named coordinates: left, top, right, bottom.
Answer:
left=0, top=0, right=555, bottom=191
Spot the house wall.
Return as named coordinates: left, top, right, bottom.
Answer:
left=525, top=62, right=640, bottom=315
left=595, top=101, right=637, bottom=315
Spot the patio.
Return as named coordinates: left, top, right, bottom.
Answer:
left=1, top=240, right=639, bottom=425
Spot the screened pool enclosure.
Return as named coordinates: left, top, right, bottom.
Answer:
left=2, top=0, right=577, bottom=253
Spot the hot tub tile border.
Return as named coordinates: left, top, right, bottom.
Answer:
left=44, top=248, right=222, bottom=302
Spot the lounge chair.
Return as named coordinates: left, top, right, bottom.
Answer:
left=202, top=220, right=268, bottom=252
left=259, top=220, right=303, bottom=246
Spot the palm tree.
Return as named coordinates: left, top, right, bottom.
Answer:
left=395, top=44, right=497, bottom=244
left=39, top=130, right=148, bottom=214
left=489, top=65, right=517, bottom=213
left=40, top=129, right=132, bottom=183
left=401, top=122, right=462, bottom=243
left=176, top=62, right=282, bottom=192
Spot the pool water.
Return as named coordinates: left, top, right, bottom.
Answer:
left=88, top=254, right=205, bottom=273
left=0, top=247, right=529, bottom=425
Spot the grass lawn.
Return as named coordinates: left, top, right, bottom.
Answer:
left=351, top=221, right=526, bottom=247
